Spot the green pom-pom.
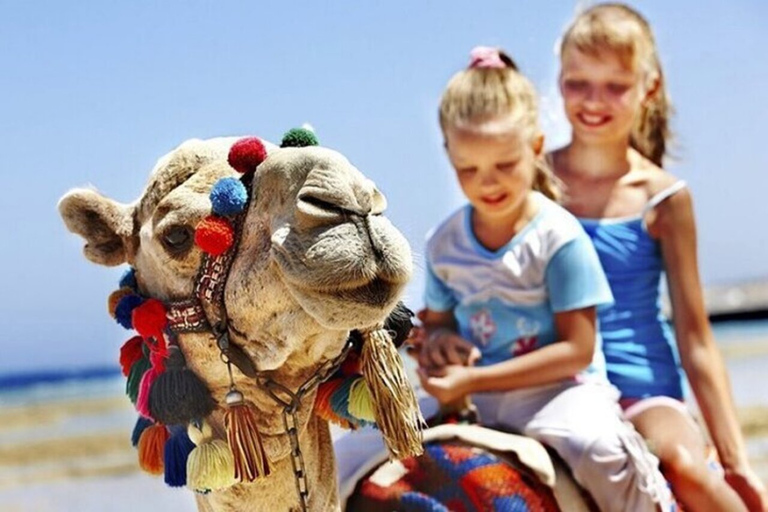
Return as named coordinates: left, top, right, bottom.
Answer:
left=280, top=127, right=318, bottom=148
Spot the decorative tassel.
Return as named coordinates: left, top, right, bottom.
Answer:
left=131, top=416, right=154, bottom=447
left=314, top=379, right=353, bottom=428
left=361, top=326, right=424, bottom=459
left=348, top=377, right=376, bottom=423
left=186, top=420, right=237, bottom=492
left=164, top=425, right=196, bottom=487
left=120, top=336, right=145, bottom=377
left=137, top=366, right=161, bottom=419
left=149, top=346, right=215, bottom=425
left=126, top=355, right=151, bottom=404
left=138, top=423, right=169, bottom=475
left=329, top=376, right=362, bottom=425
left=224, top=390, right=270, bottom=481
left=137, top=347, right=169, bottom=418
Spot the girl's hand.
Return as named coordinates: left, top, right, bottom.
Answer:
left=404, top=309, right=429, bottom=360
left=417, top=365, right=474, bottom=404
left=725, top=465, right=768, bottom=512
left=418, top=329, right=481, bottom=370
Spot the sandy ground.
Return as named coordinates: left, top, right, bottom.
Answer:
left=0, top=338, right=766, bottom=511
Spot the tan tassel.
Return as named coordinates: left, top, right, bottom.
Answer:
left=186, top=420, right=237, bottom=492
left=224, top=390, right=271, bottom=481
left=138, top=423, right=169, bottom=475
left=361, top=326, right=424, bottom=459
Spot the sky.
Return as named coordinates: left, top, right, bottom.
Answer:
left=1, top=1, right=767, bottom=374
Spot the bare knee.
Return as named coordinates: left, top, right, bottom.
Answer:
left=660, top=443, right=713, bottom=491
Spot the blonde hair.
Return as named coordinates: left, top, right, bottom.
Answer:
left=439, top=50, right=561, bottom=201
left=561, top=3, right=672, bottom=166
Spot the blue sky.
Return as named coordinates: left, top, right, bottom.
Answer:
left=1, top=1, right=766, bottom=373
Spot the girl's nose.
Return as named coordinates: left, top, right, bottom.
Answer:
left=584, top=84, right=604, bottom=104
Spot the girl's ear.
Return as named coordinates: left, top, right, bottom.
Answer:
left=532, top=133, right=545, bottom=156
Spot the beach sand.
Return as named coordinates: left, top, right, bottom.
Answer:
left=1, top=337, right=766, bottom=511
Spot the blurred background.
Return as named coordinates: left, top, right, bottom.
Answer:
left=1, top=1, right=766, bottom=510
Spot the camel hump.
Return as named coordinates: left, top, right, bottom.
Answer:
left=339, top=423, right=594, bottom=511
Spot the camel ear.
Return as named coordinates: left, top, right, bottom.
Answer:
left=58, top=188, right=135, bottom=266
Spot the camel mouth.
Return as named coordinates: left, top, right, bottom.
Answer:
left=288, top=275, right=401, bottom=309
left=335, top=276, right=398, bottom=306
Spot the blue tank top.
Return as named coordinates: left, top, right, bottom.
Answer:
left=578, top=181, right=687, bottom=399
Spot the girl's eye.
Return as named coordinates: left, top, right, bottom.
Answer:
left=497, top=161, right=519, bottom=171
left=563, top=79, right=588, bottom=92
left=606, top=83, right=630, bottom=95
left=457, top=167, right=477, bottom=176
left=161, top=225, right=194, bottom=255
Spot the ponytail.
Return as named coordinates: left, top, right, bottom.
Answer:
left=631, top=63, right=673, bottom=166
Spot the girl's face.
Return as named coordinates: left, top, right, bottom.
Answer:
left=444, top=120, right=541, bottom=221
left=559, top=45, right=651, bottom=145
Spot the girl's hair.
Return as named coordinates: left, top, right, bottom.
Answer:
left=439, top=47, right=561, bottom=201
left=560, top=3, right=672, bottom=166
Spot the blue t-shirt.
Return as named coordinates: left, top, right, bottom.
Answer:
left=424, top=192, right=614, bottom=381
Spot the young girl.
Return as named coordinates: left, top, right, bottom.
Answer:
left=550, top=4, right=767, bottom=511
left=416, top=45, right=671, bottom=512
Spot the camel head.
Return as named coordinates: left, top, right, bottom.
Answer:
left=59, top=134, right=413, bottom=370
left=58, top=132, right=423, bottom=509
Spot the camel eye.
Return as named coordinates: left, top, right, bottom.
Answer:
left=162, top=225, right=193, bottom=255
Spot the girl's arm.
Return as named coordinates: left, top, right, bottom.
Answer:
left=655, top=189, right=755, bottom=477
left=419, top=307, right=596, bottom=402
left=469, top=306, right=596, bottom=391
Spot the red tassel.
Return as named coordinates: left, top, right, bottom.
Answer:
left=136, top=366, right=160, bottom=419
left=119, top=336, right=144, bottom=377
left=138, top=423, right=169, bottom=475
left=224, top=390, right=270, bottom=481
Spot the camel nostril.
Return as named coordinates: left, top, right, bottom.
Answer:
left=296, top=194, right=351, bottom=220
left=299, top=195, right=343, bottom=213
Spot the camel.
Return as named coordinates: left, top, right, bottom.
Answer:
left=59, top=132, right=423, bottom=512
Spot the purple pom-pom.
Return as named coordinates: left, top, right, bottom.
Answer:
left=119, top=268, right=137, bottom=291
left=210, top=178, right=248, bottom=216
left=115, top=294, right=144, bottom=330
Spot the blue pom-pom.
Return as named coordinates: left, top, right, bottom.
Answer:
left=164, top=425, right=196, bottom=487
left=210, top=178, right=248, bottom=216
left=115, top=294, right=144, bottom=330
left=119, top=268, right=137, bottom=291
left=131, top=416, right=153, bottom=447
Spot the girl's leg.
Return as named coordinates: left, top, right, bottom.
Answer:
left=516, top=381, right=671, bottom=512
left=628, top=401, right=747, bottom=512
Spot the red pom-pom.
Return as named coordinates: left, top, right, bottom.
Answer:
left=120, top=336, right=145, bottom=376
left=195, top=216, right=234, bottom=256
left=132, top=299, right=168, bottom=339
left=228, top=137, right=267, bottom=174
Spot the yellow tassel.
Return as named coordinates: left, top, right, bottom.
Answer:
left=361, top=326, right=424, bottom=459
left=224, top=390, right=270, bottom=481
left=186, top=420, right=237, bottom=492
left=138, top=423, right=169, bottom=475
left=347, top=377, right=376, bottom=422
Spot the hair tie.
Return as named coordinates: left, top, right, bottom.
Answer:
left=469, top=46, right=507, bottom=69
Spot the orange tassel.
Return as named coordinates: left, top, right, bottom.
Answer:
left=138, top=423, right=169, bottom=475
left=224, top=390, right=270, bottom=481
